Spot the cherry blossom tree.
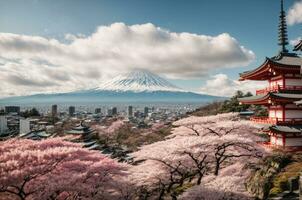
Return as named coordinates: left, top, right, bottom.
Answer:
left=179, top=162, right=253, bottom=200
left=96, top=119, right=125, bottom=135
left=95, top=120, right=125, bottom=143
left=0, top=138, right=127, bottom=200
left=129, top=113, right=266, bottom=199
left=173, top=112, right=240, bottom=127
left=130, top=135, right=214, bottom=198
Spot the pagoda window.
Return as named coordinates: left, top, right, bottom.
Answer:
left=269, top=110, right=276, bottom=118
left=274, top=136, right=284, bottom=146
left=271, top=136, right=277, bottom=145
left=268, top=109, right=283, bottom=119
left=276, top=109, right=283, bottom=119
left=269, top=79, right=283, bottom=88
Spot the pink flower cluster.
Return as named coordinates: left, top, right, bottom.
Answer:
left=0, top=138, right=127, bottom=200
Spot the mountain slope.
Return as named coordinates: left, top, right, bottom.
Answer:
left=0, top=70, right=225, bottom=104
left=94, top=70, right=183, bottom=92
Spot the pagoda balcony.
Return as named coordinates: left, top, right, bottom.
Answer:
left=256, top=85, right=302, bottom=95
left=251, top=116, right=302, bottom=125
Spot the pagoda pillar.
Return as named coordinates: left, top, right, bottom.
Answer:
left=282, top=104, right=285, bottom=122
left=282, top=133, right=286, bottom=148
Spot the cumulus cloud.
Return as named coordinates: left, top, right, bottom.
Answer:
left=287, top=0, right=302, bottom=25
left=290, top=37, right=301, bottom=46
left=199, top=74, right=265, bottom=97
left=0, top=23, right=255, bottom=97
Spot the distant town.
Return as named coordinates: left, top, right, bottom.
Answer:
left=0, top=104, right=197, bottom=161
left=0, top=103, right=197, bottom=135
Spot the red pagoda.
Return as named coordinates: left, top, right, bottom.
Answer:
left=239, top=0, right=302, bottom=150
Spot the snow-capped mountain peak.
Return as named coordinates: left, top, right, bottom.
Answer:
left=95, top=70, right=184, bottom=92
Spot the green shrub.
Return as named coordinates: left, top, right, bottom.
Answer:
left=269, top=162, right=302, bottom=196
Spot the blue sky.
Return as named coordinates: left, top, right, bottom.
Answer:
left=0, top=0, right=301, bottom=97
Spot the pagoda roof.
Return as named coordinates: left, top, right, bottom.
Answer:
left=238, top=92, right=302, bottom=105
left=270, top=125, right=302, bottom=134
left=239, top=53, right=302, bottom=80
left=73, top=125, right=87, bottom=130
left=294, top=40, right=302, bottom=51
left=83, top=140, right=97, bottom=147
left=87, top=144, right=101, bottom=150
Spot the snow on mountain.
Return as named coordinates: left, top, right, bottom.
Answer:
left=0, top=70, right=225, bottom=104
left=95, top=70, right=184, bottom=92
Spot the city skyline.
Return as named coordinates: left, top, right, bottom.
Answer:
left=0, top=0, right=302, bottom=97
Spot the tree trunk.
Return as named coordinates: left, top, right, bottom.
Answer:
left=158, top=189, right=165, bottom=200
left=197, top=172, right=202, bottom=185
left=214, top=161, right=220, bottom=176
left=171, top=193, right=177, bottom=200
left=18, top=194, right=26, bottom=200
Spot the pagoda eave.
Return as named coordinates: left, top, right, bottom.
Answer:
left=240, top=56, right=301, bottom=81
left=269, top=125, right=302, bottom=135
left=294, top=40, right=302, bottom=51
left=239, top=93, right=302, bottom=105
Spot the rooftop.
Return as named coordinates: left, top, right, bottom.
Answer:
left=239, top=92, right=302, bottom=104
left=239, top=53, right=302, bottom=81
left=270, top=125, right=302, bottom=134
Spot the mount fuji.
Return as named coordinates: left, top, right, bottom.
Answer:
left=94, top=70, right=183, bottom=92
left=0, top=70, right=223, bottom=104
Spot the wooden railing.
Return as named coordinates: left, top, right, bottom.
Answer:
left=251, top=116, right=302, bottom=125
left=256, top=85, right=302, bottom=95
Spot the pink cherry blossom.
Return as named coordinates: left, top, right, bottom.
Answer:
left=0, top=138, right=127, bottom=200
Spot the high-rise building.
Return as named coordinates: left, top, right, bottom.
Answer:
left=69, top=106, right=75, bottom=116
left=128, top=106, right=133, bottom=117
left=51, top=105, right=58, bottom=117
left=0, top=115, right=7, bottom=134
left=107, top=109, right=113, bottom=117
left=144, top=107, right=149, bottom=117
left=19, top=119, right=31, bottom=134
left=112, top=107, right=117, bottom=115
left=95, top=108, right=102, bottom=114
left=5, top=106, right=20, bottom=114
left=239, top=0, right=302, bottom=150
left=151, top=107, right=155, bottom=112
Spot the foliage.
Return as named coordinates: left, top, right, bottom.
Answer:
left=219, top=91, right=252, bottom=113
left=246, top=153, right=293, bottom=199
left=188, top=101, right=224, bottom=116
left=191, top=90, right=267, bottom=117
left=269, top=162, right=302, bottom=196
left=0, top=138, right=127, bottom=200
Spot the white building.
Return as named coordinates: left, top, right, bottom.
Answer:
left=19, top=119, right=31, bottom=134
left=0, top=115, right=7, bottom=134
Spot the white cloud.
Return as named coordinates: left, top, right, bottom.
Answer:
left=287, top=0, right=302, bottom=25
left=199, top=74, right=265, bottom=97
left=290, top=37, right=301, bottom=46
left=0, top=23, right=255, bottom=97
